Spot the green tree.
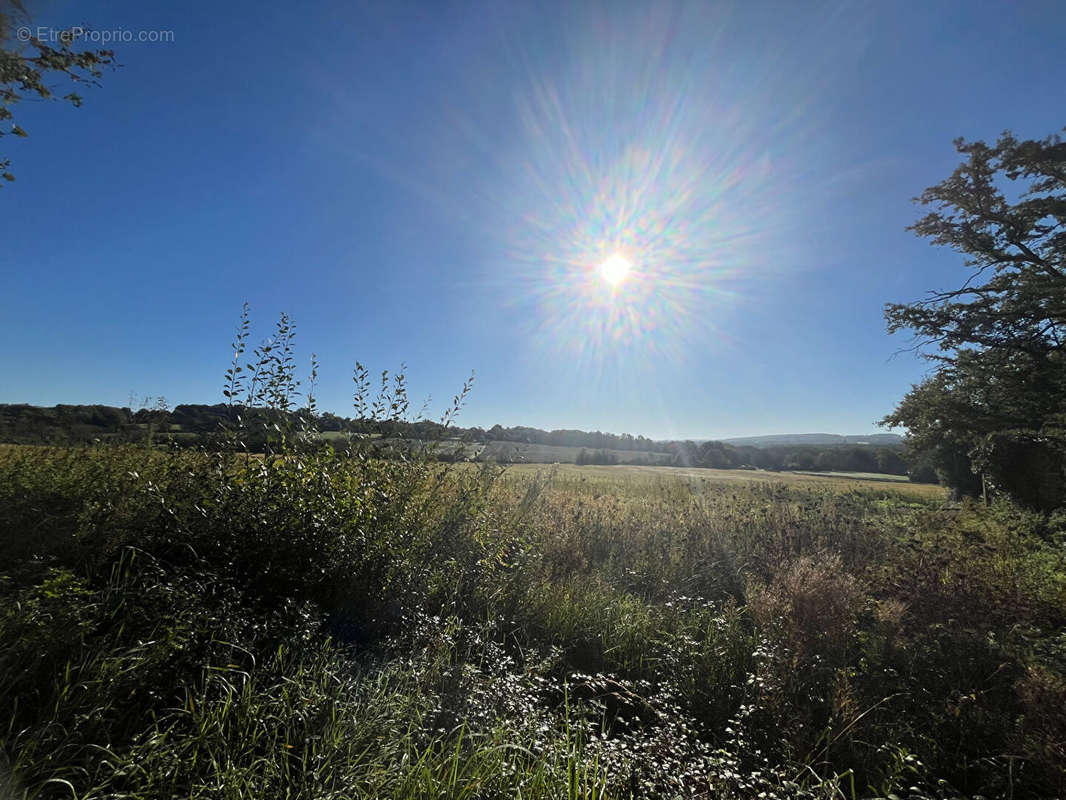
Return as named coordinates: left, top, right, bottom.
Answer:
left=1, top=1, right=115, bottom=183
left=883, top=129, right=1066, bottom=509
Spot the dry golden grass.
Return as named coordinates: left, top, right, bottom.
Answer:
left=501, top=462, right=947, bottom=499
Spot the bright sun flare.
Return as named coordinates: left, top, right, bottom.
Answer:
left=599, top=253, right=632, bottom=286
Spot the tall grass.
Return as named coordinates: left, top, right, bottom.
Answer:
left=2, top=311, right=1065, bottom=798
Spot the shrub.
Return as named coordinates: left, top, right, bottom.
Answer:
left=747, top=553, right=864, bottom=666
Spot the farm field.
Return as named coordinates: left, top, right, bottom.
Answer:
left=503, top=462, right=944, bottom=498
left=790, top=469, right=912, bottom=484
left=314, top=436, right=921, bottom=484
left=1, top=444, right=1063, bottom=798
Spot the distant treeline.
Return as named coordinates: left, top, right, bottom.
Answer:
left=661, top=439, right=916, bottom=477
left=0, top=404, right=665, bottom=450
left=462, top=423, right=661, bottom=452
left=0, top=403, right=926, bottom=479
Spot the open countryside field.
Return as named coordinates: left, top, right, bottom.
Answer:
left=2, top=443, right=1062, bottom=798
left=315, top=435, right=919, bottom=480
left=503, top=462, right=944, bottom=498
left=5, top=0, right=1065, bottom=796
left=791, top=469, right=912, bottom=484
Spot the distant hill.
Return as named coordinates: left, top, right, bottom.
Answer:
left=721, top=433, right=903, bottom=448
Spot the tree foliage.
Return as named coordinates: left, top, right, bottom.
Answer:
left=884, top=129, right=1066, bottom=509
left=0, top=1, right=115, bottom=183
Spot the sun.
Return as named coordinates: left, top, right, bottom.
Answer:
left=599, top=253, right=632, bottom=286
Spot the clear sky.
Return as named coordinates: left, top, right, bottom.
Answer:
left=2, top=0, right=1063, bottom=440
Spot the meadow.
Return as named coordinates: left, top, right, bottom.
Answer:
left=1, top=442, right=1064, bottom=799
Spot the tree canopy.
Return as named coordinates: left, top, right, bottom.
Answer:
left=0, top=1, right=115, bottom=183
left=884, top=129, right=1066, bottom=509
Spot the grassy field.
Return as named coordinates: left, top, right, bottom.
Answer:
left=507, top=463, right=943, bottom=497
left=1, top=444, right=1063, bottom=798
left=791, top=469, right=913, bottom=484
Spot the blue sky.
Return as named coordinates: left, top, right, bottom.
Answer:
left=2, top=0, right=1063, bottom=440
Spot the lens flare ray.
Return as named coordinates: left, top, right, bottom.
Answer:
left=494, top=6, right=797, bottom=379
